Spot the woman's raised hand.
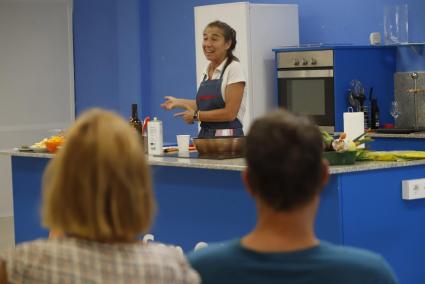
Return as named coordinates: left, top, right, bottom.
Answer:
left=174, top=110, right=195, bottom=124
left=161, top=96, right=198, bottom=124
left=160, top=96, right=179, bottom=110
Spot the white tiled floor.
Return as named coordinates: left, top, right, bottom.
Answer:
left=0, top=216, right=15, bottom=253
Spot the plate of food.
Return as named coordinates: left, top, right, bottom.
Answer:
left=30, top=138, right=48, bottom=152
left=18, top=138, right=49, bottom=153
left=321, top=131, right=373, bottom=165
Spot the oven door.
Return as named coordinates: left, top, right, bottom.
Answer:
left=277, top=69, right=334, bottom=132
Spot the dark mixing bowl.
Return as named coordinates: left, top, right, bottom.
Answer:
left=192, top=136, right=245, bottom=158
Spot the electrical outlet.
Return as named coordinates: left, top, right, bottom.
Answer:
left=402, top=178, right=425, bottom=200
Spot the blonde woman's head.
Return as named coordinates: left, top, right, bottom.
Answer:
left=42, top=108, right=155, bottom=242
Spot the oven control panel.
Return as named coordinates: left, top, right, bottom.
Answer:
left=277, top=50, right=334, bottom=69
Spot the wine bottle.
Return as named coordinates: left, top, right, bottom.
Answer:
left=129, top=104, right=143, bottom=134
left=370, top=99, right=380, bottom=129
left=374, top=104, right=380, bottom=129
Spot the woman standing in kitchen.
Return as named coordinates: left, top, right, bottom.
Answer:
left=161, top=21, right=246, bottom=138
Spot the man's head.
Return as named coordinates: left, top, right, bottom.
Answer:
left=244, top=109, right=328, bottom=212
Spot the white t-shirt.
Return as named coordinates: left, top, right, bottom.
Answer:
left=198, top=58, right=246, bottom=123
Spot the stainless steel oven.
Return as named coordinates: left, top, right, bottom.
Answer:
left=277, top=50, right=335, bottom=132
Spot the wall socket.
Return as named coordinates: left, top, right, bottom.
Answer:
left=402, top=178, right=425, bottom=200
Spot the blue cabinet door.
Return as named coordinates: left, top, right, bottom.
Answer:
left=340, top=166, right=425, bottom=284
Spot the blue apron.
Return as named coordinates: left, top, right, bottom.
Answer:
left=196, top=60, right=244, bottom=138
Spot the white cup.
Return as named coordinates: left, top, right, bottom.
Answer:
left=177, top=135, right=190, bottom=153
left=369, top=32, right=381, bottom=45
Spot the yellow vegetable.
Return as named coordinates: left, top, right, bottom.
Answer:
left=356, top=150, right=425, bottom=161
left=347, top=141, right=357, bottom=151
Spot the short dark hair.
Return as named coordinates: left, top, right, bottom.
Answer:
left=206, top=20, right=238, bottom=63
left=245, top=109, right=324, bottom=211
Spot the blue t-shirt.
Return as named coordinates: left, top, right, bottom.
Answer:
left=188, top=239, right=398, bottom=284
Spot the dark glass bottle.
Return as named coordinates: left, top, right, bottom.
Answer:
left=129, top=104, right=143, bottom=134
left=370, top=99, right=380, bottom=129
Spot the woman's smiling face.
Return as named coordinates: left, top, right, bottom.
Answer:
left=202, top=26, right=231, bottom=65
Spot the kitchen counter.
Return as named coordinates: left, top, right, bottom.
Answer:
left=3, top=149, right=425, bottom=174
left=3, top=148, right=425, bottom=284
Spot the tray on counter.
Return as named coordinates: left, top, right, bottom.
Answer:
left=16, top=146, right=48, bottom=153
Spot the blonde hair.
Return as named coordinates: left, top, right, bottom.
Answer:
left=42, top=109, right=155, bottom=241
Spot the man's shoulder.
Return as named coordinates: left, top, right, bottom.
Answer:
left=188, top=240, right=390, bottom=267
left=317, top=242, right=397, bottom=282
left=319, top=241, right=387, bottom=264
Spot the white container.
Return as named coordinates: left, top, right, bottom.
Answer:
left=343, top=111, right=365, bottom=149
left=147, top=117, right=163, bottom=155
left=369, top=32, right=381, bottom=45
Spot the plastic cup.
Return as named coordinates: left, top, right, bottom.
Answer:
left=177, top=135, right=190, bottom=153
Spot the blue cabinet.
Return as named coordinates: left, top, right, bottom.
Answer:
left=9, top=155, right=425, bottom=284
left=369, top=136, right=425, bottom=150
left=340, top=167, right=425, bottom=284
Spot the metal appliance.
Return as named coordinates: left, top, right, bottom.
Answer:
left=277, top=50, right=335, bottom=132
left=394, top=72, right=425, bottom=130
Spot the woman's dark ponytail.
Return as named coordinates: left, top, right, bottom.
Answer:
left=206, top=20, right=239, bottom=64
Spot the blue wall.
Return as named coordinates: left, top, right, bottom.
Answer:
left=73, top=0, right=143, bottom=118
left=73, top=0, right=118, bottom=115
left=73, top=0, right=425, bottom=142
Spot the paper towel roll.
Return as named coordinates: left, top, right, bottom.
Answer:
left=343, top=112, right=365, bottom=149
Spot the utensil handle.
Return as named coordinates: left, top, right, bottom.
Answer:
left=353, top=131, right=368, bottom=142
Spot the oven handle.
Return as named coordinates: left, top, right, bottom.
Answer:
left=277, top=69, right=334, bottom=78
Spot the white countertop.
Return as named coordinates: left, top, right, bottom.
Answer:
left=3, top=149, right=425, bottom=174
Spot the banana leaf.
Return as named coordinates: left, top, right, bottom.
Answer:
left=356, top=150, right=425, bottom=162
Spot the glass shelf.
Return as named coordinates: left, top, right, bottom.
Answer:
left=386, top=43, right=425, bottom=54
left=272, top=43, right=425, bottom=54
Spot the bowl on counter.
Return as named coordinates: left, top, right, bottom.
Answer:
left=323, top=150, right=357, bottom=165
left=192, top=136, right=245, bottom=159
